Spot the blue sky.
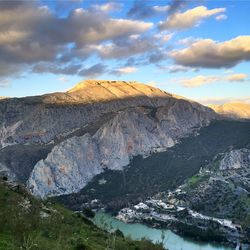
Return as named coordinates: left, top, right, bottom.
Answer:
left=0, top=0, right=249, bottom=104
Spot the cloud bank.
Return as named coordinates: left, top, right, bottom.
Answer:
left=180, top=73, right=248, bottom=88
left=0, top=1, right=152, bottom=79
left=171, top=36, right=250, bottom=68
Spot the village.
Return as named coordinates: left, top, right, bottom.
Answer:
left=116, top=197, right=245, bottom=248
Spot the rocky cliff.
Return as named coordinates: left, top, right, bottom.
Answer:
left=0, top=80, right=216, bottom=198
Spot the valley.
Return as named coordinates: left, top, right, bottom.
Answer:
left=0, top=80, right=249, bottom=249
left=1, top=0, right=250, bottom=249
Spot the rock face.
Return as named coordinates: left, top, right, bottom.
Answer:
left=0, top=80, right=216, bottom=198
left=219, top=148, right=250, bottom=170
left=209, top=102, right=250, bottom=119
left=168, top=148, right=250, bottom=224
left=28, top=134, right=102, bottom=198
left=27, top=103, right=214, bottom=198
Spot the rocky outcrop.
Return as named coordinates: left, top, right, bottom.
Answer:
left=209, top=102, right=250, bottom=119
left=219, top=148, right=250, bottom=170
left=28, top=134, right=102, bottom=198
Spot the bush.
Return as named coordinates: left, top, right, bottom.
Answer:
left=82, top=208, right=95, bottom=218
left=115, top=229, right=124, bottom=238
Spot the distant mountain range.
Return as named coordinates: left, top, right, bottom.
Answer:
left=209, top=102, right=250, bottom=119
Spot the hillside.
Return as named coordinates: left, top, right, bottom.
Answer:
left=209, top=102, right=250, bottom=119
left=0, top=180, right=163, bottom=250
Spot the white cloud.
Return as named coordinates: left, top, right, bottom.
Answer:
left=58, top=76, right=69, bottom=83
left=113, top=66, right=138, bottom=75
left=216, top=14, right=227, bottom=21
left=171, top=36, right=250, bottom=68
left=0, top=2, right=153, bottom=78
left=159, top=64, right=194, bottom=73
left=154, top=32, right=174, bottom=43
left=179, top=73, right=248, bottom=88
left=180, top=75, right=219, bottom=88
left=159, top=6, right=225, bottom=30
left=86, top=35, right=155, bottom=59
left=152, top=5, right=169, bottom=12
left=127, top=3, right=169, bottom=19
left=91, top=2, right=122, bottom=13
left=227, top=73, right=247, bottom=82
left=0, top=79, right=11, bottom=88
left=177, top=37, right=201, bottom=46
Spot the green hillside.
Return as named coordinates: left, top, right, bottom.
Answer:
left=0, top=181, right=163, bottom=250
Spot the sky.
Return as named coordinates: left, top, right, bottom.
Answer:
left=0, top=0, right=250, bottom=105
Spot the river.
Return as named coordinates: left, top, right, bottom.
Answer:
left=93, top=212, right=233, bottom=250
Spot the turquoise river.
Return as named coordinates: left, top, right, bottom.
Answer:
left=93, top=212, right=233, bottom=250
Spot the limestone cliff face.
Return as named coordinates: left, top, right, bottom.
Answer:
left=0, top=80, right=217, bottom=198
left=209, top=102, right=250, bottom=119
left=27, top=102, right=214, bottom=198
left=28, top=134, right=102, bottom=198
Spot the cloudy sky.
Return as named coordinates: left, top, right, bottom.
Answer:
left=0, top=0, right=249, bottom=104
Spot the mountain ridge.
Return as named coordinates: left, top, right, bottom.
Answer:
left=0, top=80, right=216, bottom=149
left=209, top=102, right=250, bottom=119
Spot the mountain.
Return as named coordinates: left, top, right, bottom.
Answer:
left=0, top=80, right=214, bottom=148
left=0, top=180, right=163, bottom=250
left=209, top=102, right=250, bottom=119
left=0, top=80, right=215, bottom=198
left=1, top=80, right=250, bottom=247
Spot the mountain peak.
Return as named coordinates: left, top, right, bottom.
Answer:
left=68, top=80, right=141, bottom=92
left=66, top=80, right=173, bottom=103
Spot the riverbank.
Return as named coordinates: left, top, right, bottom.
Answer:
left=93, top=212, right=233, bottom=250
left=116, top=199, right=247, bottom=248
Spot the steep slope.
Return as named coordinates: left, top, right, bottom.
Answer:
left=27, top=102, right=214, bottom=198
left=56, top=120, right=250, bottom=212
left=209, top=102, right=250, bottom=119
left=0, top=180, right=163, bottom=250
left=0, top=80, right=216, bottom=199
left=28, top=104, right=209, bottom=197
left=169, top=148, right=250, bottom=224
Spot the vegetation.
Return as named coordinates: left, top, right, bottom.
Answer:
left=82, top=208, right=95, bottom=218
left=0, top=181, right=164, bottom=250
left=185, top=174, right=209, bottom=189
left=57, top=120, right=250, bottom=212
